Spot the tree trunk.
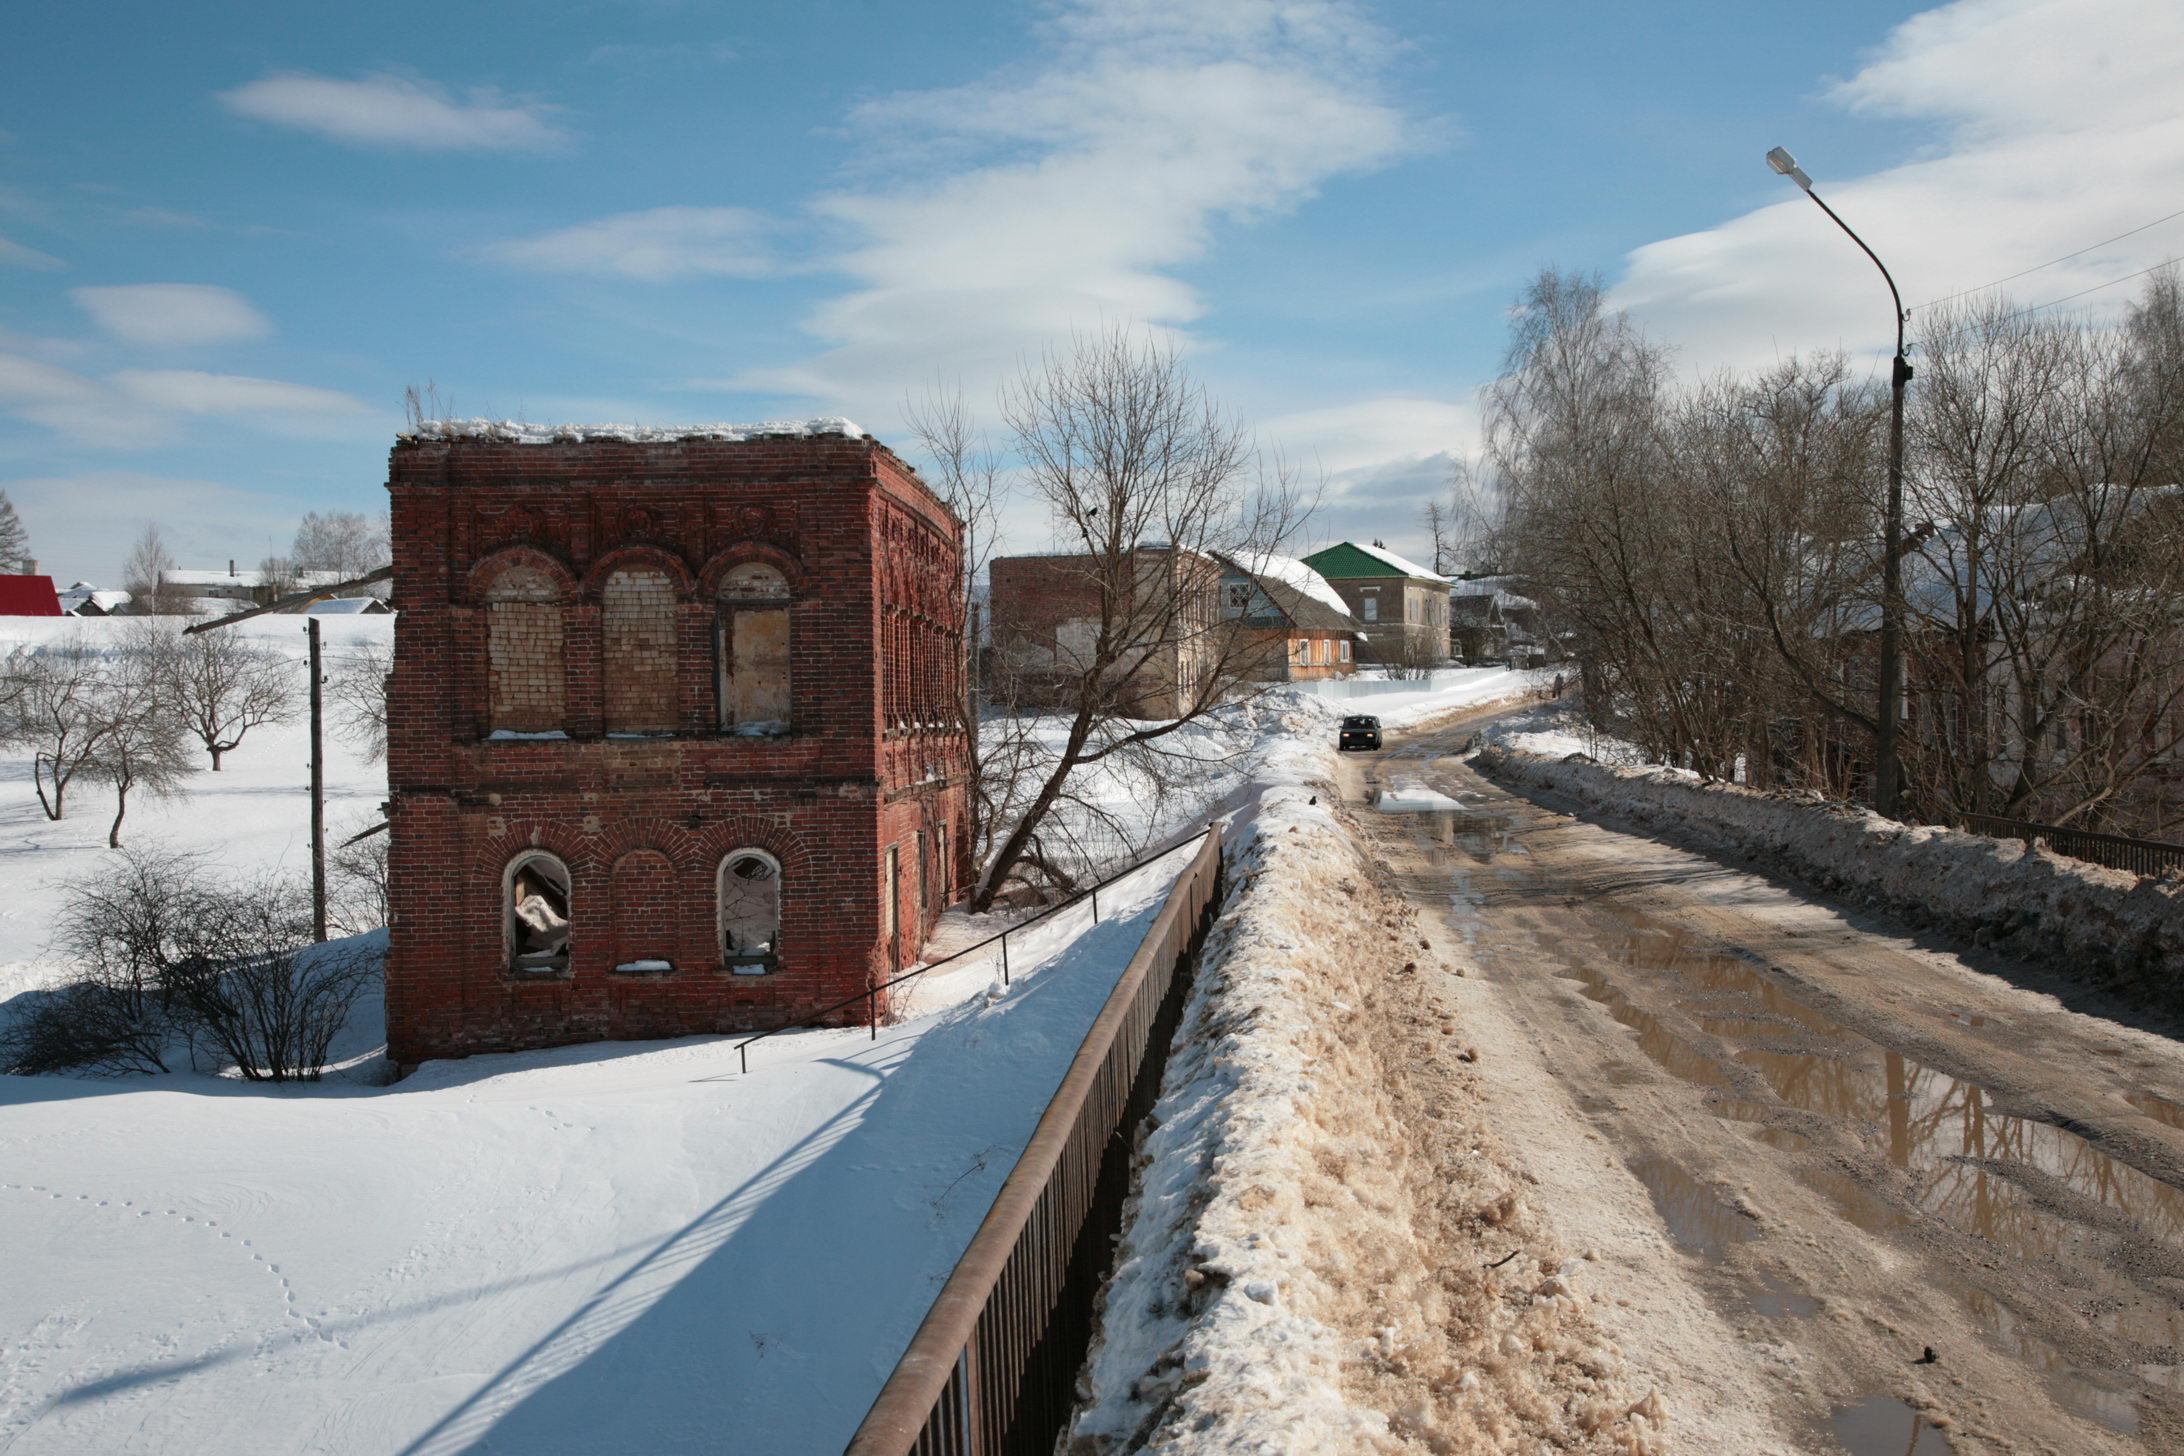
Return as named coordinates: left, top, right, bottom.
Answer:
left=108, top=784, right=129, bottom=849
left=209, top=744, right=225, bottom=771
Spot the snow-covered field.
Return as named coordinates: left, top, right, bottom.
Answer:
left=0, top=622, right=1548, bottom=1455
left=0, top=614, right=393, bottom=1003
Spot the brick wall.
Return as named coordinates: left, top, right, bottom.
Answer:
left=384, top=433, right=971, bottom=1064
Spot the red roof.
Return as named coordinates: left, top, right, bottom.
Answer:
left=0, top=575, right=63, bottom=616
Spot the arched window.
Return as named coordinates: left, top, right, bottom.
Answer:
left=506, top=852, right=572, bottom=973
left=719, top=850, right=781, bottom=972
left=716, top=563, right=790, bottom=736
left=484, top=563, right=565, bottom=734
left=602, top=564, right=678, bottom=735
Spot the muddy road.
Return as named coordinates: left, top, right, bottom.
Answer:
left=1344, top=712, right=2184, bottom=1454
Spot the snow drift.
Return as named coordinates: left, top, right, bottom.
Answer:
left=1066, top=700, right=1658, bottom=1454
left=1474, top=745, right=2184, bottom=1005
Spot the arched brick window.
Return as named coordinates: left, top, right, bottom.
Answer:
left=506, top=851, right=572, bottom=974
left=484, top=563, right=565, bottom=734
left=716, top=563, right=790, bottom=735
left=719, top=849, right=781, bottom=972
left=603, top=565, right=678, bottom=735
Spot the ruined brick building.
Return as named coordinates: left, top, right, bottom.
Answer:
left=382, top=420, right=969, bottom=1064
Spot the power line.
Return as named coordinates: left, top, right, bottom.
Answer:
left=1911, top=203, right=2184, bottom=312
left=2002, top=254, right=2181, bottom=320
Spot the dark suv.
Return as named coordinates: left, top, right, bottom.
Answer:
left=1338, top=714, right=1382, bottom=752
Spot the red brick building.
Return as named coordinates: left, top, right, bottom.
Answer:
left=382, top=420, right=969, bottom=1065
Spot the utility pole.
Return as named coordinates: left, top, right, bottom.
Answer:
left=308, top=615, right=327, bottom=941
left=1767, top=146, right=1913, bottom=820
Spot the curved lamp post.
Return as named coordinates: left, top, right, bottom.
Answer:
left=1767, top=146, right=1912, bottom=820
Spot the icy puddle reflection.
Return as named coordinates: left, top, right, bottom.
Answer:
left=1373, top=787, right=1514, bottom=862
left=1516, top=902, right=2184, bottom=1431
left=1829, top=1397, right=1954, bottom=1455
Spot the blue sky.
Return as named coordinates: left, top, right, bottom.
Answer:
left=4, top=0, right=2180, bottom=580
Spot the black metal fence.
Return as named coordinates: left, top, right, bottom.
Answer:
left=1959, top=813, right=2184, bottom=879
left=844, top=827, right=1225, bottom=1456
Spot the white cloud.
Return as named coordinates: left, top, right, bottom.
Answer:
left=217, top=71, right=568, bottom=152
left=71, top=284, right=273, bottom=346
left=482, top=206, right=775, bottom=281
left=111, top=370, right=369, bottom=417
left=732, top=0, right=1426, bottom=419
left=0, top=355, right=374, bottom=447
left=1611, top=0, right=2184, bottom=373
left=4, top=471, right=305, bottom=582
left=0, top=232, right=63, bottom=269
left=1259, top=398, right=1475, bottom=478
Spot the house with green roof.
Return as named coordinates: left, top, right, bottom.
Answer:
left=1299, top=540, right=1451, bottom=669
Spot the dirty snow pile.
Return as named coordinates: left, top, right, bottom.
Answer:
left=1067, top=697, right=1661, bottom=1453
left=1474, top=745, right=2184, bottom=1000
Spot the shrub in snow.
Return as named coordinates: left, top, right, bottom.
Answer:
left=163, top=876, right=377, bottom=1082
left=3, top=848, right=203, bottom=1075
left=2, top=846, right=377, bottom=1081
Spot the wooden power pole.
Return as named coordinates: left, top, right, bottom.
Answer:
left=308, top=615, right=327, bottom=942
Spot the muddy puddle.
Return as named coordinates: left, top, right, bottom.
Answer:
left=1373, top=791, right=1514, bottom=862
left=1829, top=1397, right=1954, bottom=1454
left=1470, top=881, right=2184, bottom=1434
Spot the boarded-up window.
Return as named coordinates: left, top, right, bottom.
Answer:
left=609, top=849, right=676, bottom=971
left=485, top=564, right=564, bottom=734
left=717, top=563, right=790, bottom=735
left=719, top=850, right=781, bottom=968
left=603, top=565, right=678, bottom=735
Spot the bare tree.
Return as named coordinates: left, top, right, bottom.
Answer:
left=5, top=638, right=117, bottom=820
left=1420, top=499, right=1453, bottom=576
left=88, top=636, right=195, bottom=847
left=0, top=488, right=30, bottom=575
left=906, top=384, right=1005, bottom=868
left=974, top=328, right=1316, bottom=908
left=291, top=510, right=391, bottom=591
left=152, top=622, right=299, bottom=769
left=121, top=525, right=187, bottom=615
left=326, top=637, right=391, bottom=763
left=327, top=820, right=390, bottom=935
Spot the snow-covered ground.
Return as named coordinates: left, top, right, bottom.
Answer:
left=0, top=621, right=1548, bottom=1454
left=0, top=614, right=393, bottom=1002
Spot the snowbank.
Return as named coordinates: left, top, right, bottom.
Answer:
left=1068, top=687, right=1657, bottom=1453
left=1474, top=746, right=2184, bottom=1004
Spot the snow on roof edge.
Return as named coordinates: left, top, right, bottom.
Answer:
left=1239, top=552, right=1351, bottom=618
left=404, top=417, right=868, bottom=446
left=1344, top=539, right=1450, bottom=583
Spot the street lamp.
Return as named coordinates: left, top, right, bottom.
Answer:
left=1767, top=146, right=1913, bottom=820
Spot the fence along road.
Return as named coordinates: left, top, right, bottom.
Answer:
left=845, top=826, right=1224, bottom=1456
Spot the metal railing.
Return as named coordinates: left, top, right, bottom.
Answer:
left=728, top=828, right=1215, bottom=1075
left=1959, top=813, right=2184, bottom=879
left=844, top=827, right=1225, bottom=1456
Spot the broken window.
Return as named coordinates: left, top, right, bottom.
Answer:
left=507, top=853, right=572, bottom=973
left=716, top=563, right=790, bottom=735
left=719, top=850, right=781, bottom=970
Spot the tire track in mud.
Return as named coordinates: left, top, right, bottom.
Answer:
left=1352, top=717, right=2184, bottom=1455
